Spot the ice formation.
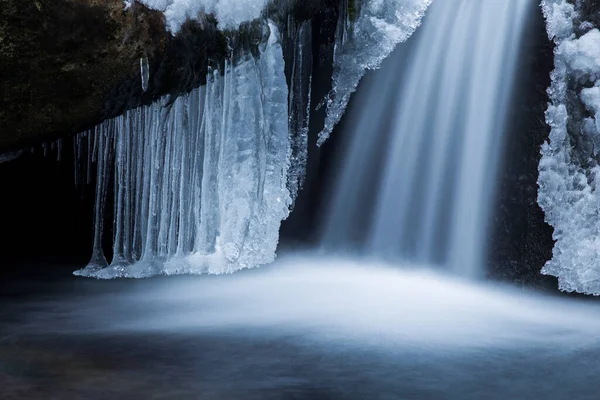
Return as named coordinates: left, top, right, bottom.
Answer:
left=140, top=56, right=150, bottom=92
left=317, top=0, right=432, bottom=145
left=127, top=0, right=430, bottom=145
left=128, top=0, right=268, bottom=31
left=539, top=0, right=600, bottom=294
left=0, top=150, right=23, bottom=164
left=70, top=1, right=436, bottom=278
left=286, top=19, right=313, bottom=205
left=74, top=21, right=292, bottom=279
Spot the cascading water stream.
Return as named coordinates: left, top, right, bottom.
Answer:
left=321, top=0, right=531, bottom=279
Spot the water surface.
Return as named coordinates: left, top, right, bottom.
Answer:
left=2, top=256, right=600, bottom=399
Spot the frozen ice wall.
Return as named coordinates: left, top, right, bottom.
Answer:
left=73, top=2, right=434, bottom=279
left=539, top=0, right=600, bottom=294
left=75, top=21, right=292, bottom=279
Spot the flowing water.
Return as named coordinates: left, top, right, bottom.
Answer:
left=322, top=0, right=531, bottom=279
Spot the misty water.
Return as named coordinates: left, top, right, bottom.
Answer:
left=2, top=256, right=600, bottom=399
left=322, top=0, right=530, bottom=279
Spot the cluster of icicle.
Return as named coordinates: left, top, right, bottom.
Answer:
left=317, top=0, right=432, bottom=145
left=75, top=21, right=302, bottom=279
left=128, top=0, right=431, bottom=146
left=73, top=0, right=430, bottom=278
left=539, top=0, right=600, bottom=294
left=286, top=18, right=313, bottom=205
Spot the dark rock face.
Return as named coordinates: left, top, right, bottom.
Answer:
left=279, top=0, right=342, bottom=244
left=575, top=0, right=600, bottom=31
left=0, top=0, right=332, bottom=152
left=0, top=0, right=168, bottom=150
left=486, top=6, right=557, bottom=290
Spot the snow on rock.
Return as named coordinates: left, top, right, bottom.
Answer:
left=539, top=0, right=600, bottom=295
left=561, top=28, right=600, bottom=75
left=128, top=0, right=269, bottom=31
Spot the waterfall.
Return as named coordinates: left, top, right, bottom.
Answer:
left=321, top=0, right=531, bottom=279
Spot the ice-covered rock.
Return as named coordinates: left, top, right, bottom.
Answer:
left=539, top=0, right=600, bottom=295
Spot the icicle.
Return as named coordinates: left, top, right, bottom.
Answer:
left=287, top=20, right=313, bottom=205
left=133, top=103, right=170, bottom=277
left=105, top=115, right=129, bottom=276
left=0, top=150, right=22, bottom=164
left=92, top=126, right=99, bottom=162
left=248, top=20, right=293, bottom=266
left=74, top=124, right=112, bottom=276
left=333, top=0, right=349, bottom=65
left=318, top=0, right=432, bottom=145
left=74, top=135, right=80, bottom=186
left=56, top=138, right=63, bottom=161
left=140, top=56, right=150, bottom=92
left=166, top=99, right=184, bottom=257
left=87, top=130, right=93, bottom=185
left=131, top=107, right=148, bottom=261
left=174, top=89, right=201, bottom=258
left=122, top=111, right=134, bottom=263
left=197, top=68, right=223, bottom=256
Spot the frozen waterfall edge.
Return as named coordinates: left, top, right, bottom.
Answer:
left=539, top=0, right=600, bottom=295
left=74, top=20, right=292, bottom=279
left=72, top=1, right=433, bottom=279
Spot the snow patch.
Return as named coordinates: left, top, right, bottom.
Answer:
left=128, top=0, right=268, bottom=31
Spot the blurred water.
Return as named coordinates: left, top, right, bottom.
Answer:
left=2, top=256, right=600, bottom=399
left=322, top=0, right=531, bottom=279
